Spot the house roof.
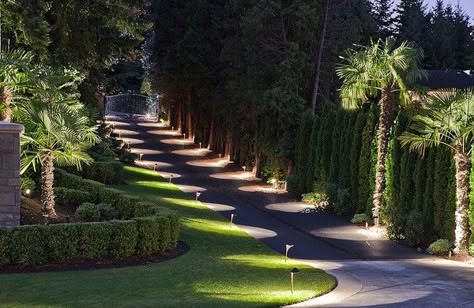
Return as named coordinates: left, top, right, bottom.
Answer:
left=417, top=70, right=474, bottom=90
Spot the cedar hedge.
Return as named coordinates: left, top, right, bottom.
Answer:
left=55, top=187, right=92, bottom=208
left=0, top=170, right=180, bottom=267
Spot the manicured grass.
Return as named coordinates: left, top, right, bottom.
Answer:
left=0, top=166, right=336, bottom=307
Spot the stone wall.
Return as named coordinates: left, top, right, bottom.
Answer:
left=0, top=122, right=24, bottom=228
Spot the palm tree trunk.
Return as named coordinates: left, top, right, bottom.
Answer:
left=0, top=87, right=13, bottom=122
left=373, top=88, right=395, bottom=225
left=41, top=151, right=57, bottom=219
left=453, top=148, right=471, bottom=255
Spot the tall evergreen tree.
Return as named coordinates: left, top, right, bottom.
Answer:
left=372, top=0, right=395, bottom=39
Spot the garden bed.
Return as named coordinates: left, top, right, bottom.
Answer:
left=0, top=241, right=188, bottom=274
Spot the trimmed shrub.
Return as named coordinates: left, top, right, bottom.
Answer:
left=107, top=221, right=138, bottom=258
left=427, top=239, right=451, bottom=255
left=55, top=187, right=92, bottom=207
left=80, top=161, right=123, bottom=185
left=0, top=228, right=11, bottom=265
left=97, top=203, right=119, bottom=221
left=11, top=225, right=50, bottom=265
left=55, top=169, right=104, bottom=202
left=134, top=214, right=177, bottom=255
left=351, top=213, right=369, bottom=224
left=76, top=203, right=100, bottom=222
left=46, top=224, right=80, bottom=262
left=77, top=223, right=112, bottom=259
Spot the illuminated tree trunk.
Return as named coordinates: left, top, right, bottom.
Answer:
left=372, top=87, right=395, bottom=225
left=0, top=87, right=13, bottom=122
left=453, top=148, right=471, bottom=255
left=176, top=100, right=183, bottom=133
left=41, top=151, right=57, bottom=219
left=208, top=118, right=215, bottom=150
left=225, top=131, right=233, bottom=159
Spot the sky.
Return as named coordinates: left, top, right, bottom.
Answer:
left=424, top=0, right=474, bottom=19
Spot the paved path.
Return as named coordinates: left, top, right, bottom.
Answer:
left=113, top=117, right=474, bottom=307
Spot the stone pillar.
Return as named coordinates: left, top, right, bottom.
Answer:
left=0, top=122, right=23, bottom=228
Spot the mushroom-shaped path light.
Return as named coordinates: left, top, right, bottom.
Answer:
left=290, top=268, right=300, bottom=294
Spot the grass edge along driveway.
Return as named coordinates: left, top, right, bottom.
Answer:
left=0, top=166, right=336, bottom=308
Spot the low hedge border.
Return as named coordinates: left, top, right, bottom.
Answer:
left=0, top=170, right=180, bottom=267
left=65, top=160, right=123, bottom=185
left=1, top=214, right=179, bottom=267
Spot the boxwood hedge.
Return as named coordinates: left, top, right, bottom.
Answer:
left=0, top=170, right=180, bottom=267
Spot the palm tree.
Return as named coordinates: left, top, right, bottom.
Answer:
left=0, top=49, right=34, bottom=122
left=19, top=101, right=98, bottom=218
left=336, top=39, right=424, bottom=225
left=400, top=90, right=474, bottom=255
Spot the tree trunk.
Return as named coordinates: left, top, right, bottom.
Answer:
left=0, top=87, right=13, bottom=122
left=453, top=148, right=471, bottom=255
left=372, top=88, right=395, bottom=225
left=177, top=100, right=183, bottom=133
left=311, top=0, right=330, bottom=113
left=41, top=151, right=57, bottom=219
left=208, top=118, right=215, bottom=150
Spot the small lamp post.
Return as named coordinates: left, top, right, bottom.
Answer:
left=218, top=153, right=222, bottom=158
left=25, top=189, right=31, bottom=197
left=183, top=133, right=186, bottom=140
left=154, top=163, right=158, bottom=172
left=290, top=268, right=300, bottom=294
left=230, top=213, right=237, bottom=226
left=139, top=153, right=144, bottom=161
left=285, top=244, right=294, bottom=262
left=243, top=166, right=247, bottom=172
left=169, top=174, right=174, bottom=183
left=199, top=142, right=202, bottom=149
left=195, top=191, right=201, bottom=201
left=172, top=126, right=174, bottom=131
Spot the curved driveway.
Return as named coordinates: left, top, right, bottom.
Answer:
left=114, top=117, right=474, bottom=307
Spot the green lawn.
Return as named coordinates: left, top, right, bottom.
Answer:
left=0, top=166, right=336, bottom=307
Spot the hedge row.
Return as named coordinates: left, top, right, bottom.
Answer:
left=55, top=169, right=151, bottom=219
left=293, top=105, right=461, bottom=247
left=66, top=160, right=123, bottom=185
left=0, top=212, right=179, bottom=266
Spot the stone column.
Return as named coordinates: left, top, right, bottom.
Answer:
left=0, top=122, right=23, bottom=228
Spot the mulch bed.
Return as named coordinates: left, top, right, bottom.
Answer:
left=0, top=241, right=189, bottom=274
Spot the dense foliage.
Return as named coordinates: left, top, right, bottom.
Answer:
left=291, top=105, right=463, bottom=249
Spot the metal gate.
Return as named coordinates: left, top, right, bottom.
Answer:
left=105, top=94, right=159, bottom=117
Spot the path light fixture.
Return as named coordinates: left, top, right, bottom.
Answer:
left=242, top=166, right=247, bottom=172
left=230, top=213, right=237, bottom=227
left=199, top=142, right=202, bottom=149
left=127, top=141, right=131, bottom=149
left=365, top=222, right=369, bottom=230
left=285, top=244, right=294, bottom=262
left=154, top=163, right=158, bottom=172
left=219, top=153, right=222, bottom=158
left=169, top=174, right=174, bottom=183
left=25, top=189, right=31, bottom=197
left=290, top=268, right=300, bottom=294
left=139, top=154, right=144, bottom=161
left=183, top=133, right=186, bottom=139
left=195, top=191, right=201, bottom=201
left=111, top=123, right=115, bottom=129
left=172, top=126, right=174, bottom=131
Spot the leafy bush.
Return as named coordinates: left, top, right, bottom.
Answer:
left=96, top=203, right=119, bottom=221
left=0, top=228, right=11, bottom=265
left=46, top=224, right=80, bottom=262
left=55, top=169, right=105, bottom=203
left=11, top=225, right=50, bottom=265
left=106, top=221, right=138, bottom=258
left=77, top=222, right=113, bottom=259
left=427, top=239, right=451, bottom=255
left=334, top=188, right=352, bottom=217
left=55, top=187, right=92, bottom=207
left=405, top=210, right=424, bottom=247
left=21, top=176, right=36, bottom=196
left=286, top=174, right=301, bottom=197
left=134, top=214, right=177, bottom=255
left=80, top=161, right=123, bottom=184
left=76, top=203, right=119, bottom=222
left=302, top=192, right=329, bottom=204
left=76, top=203, right=101, bottom=222
left=351, top=213, right=369, bottom=224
